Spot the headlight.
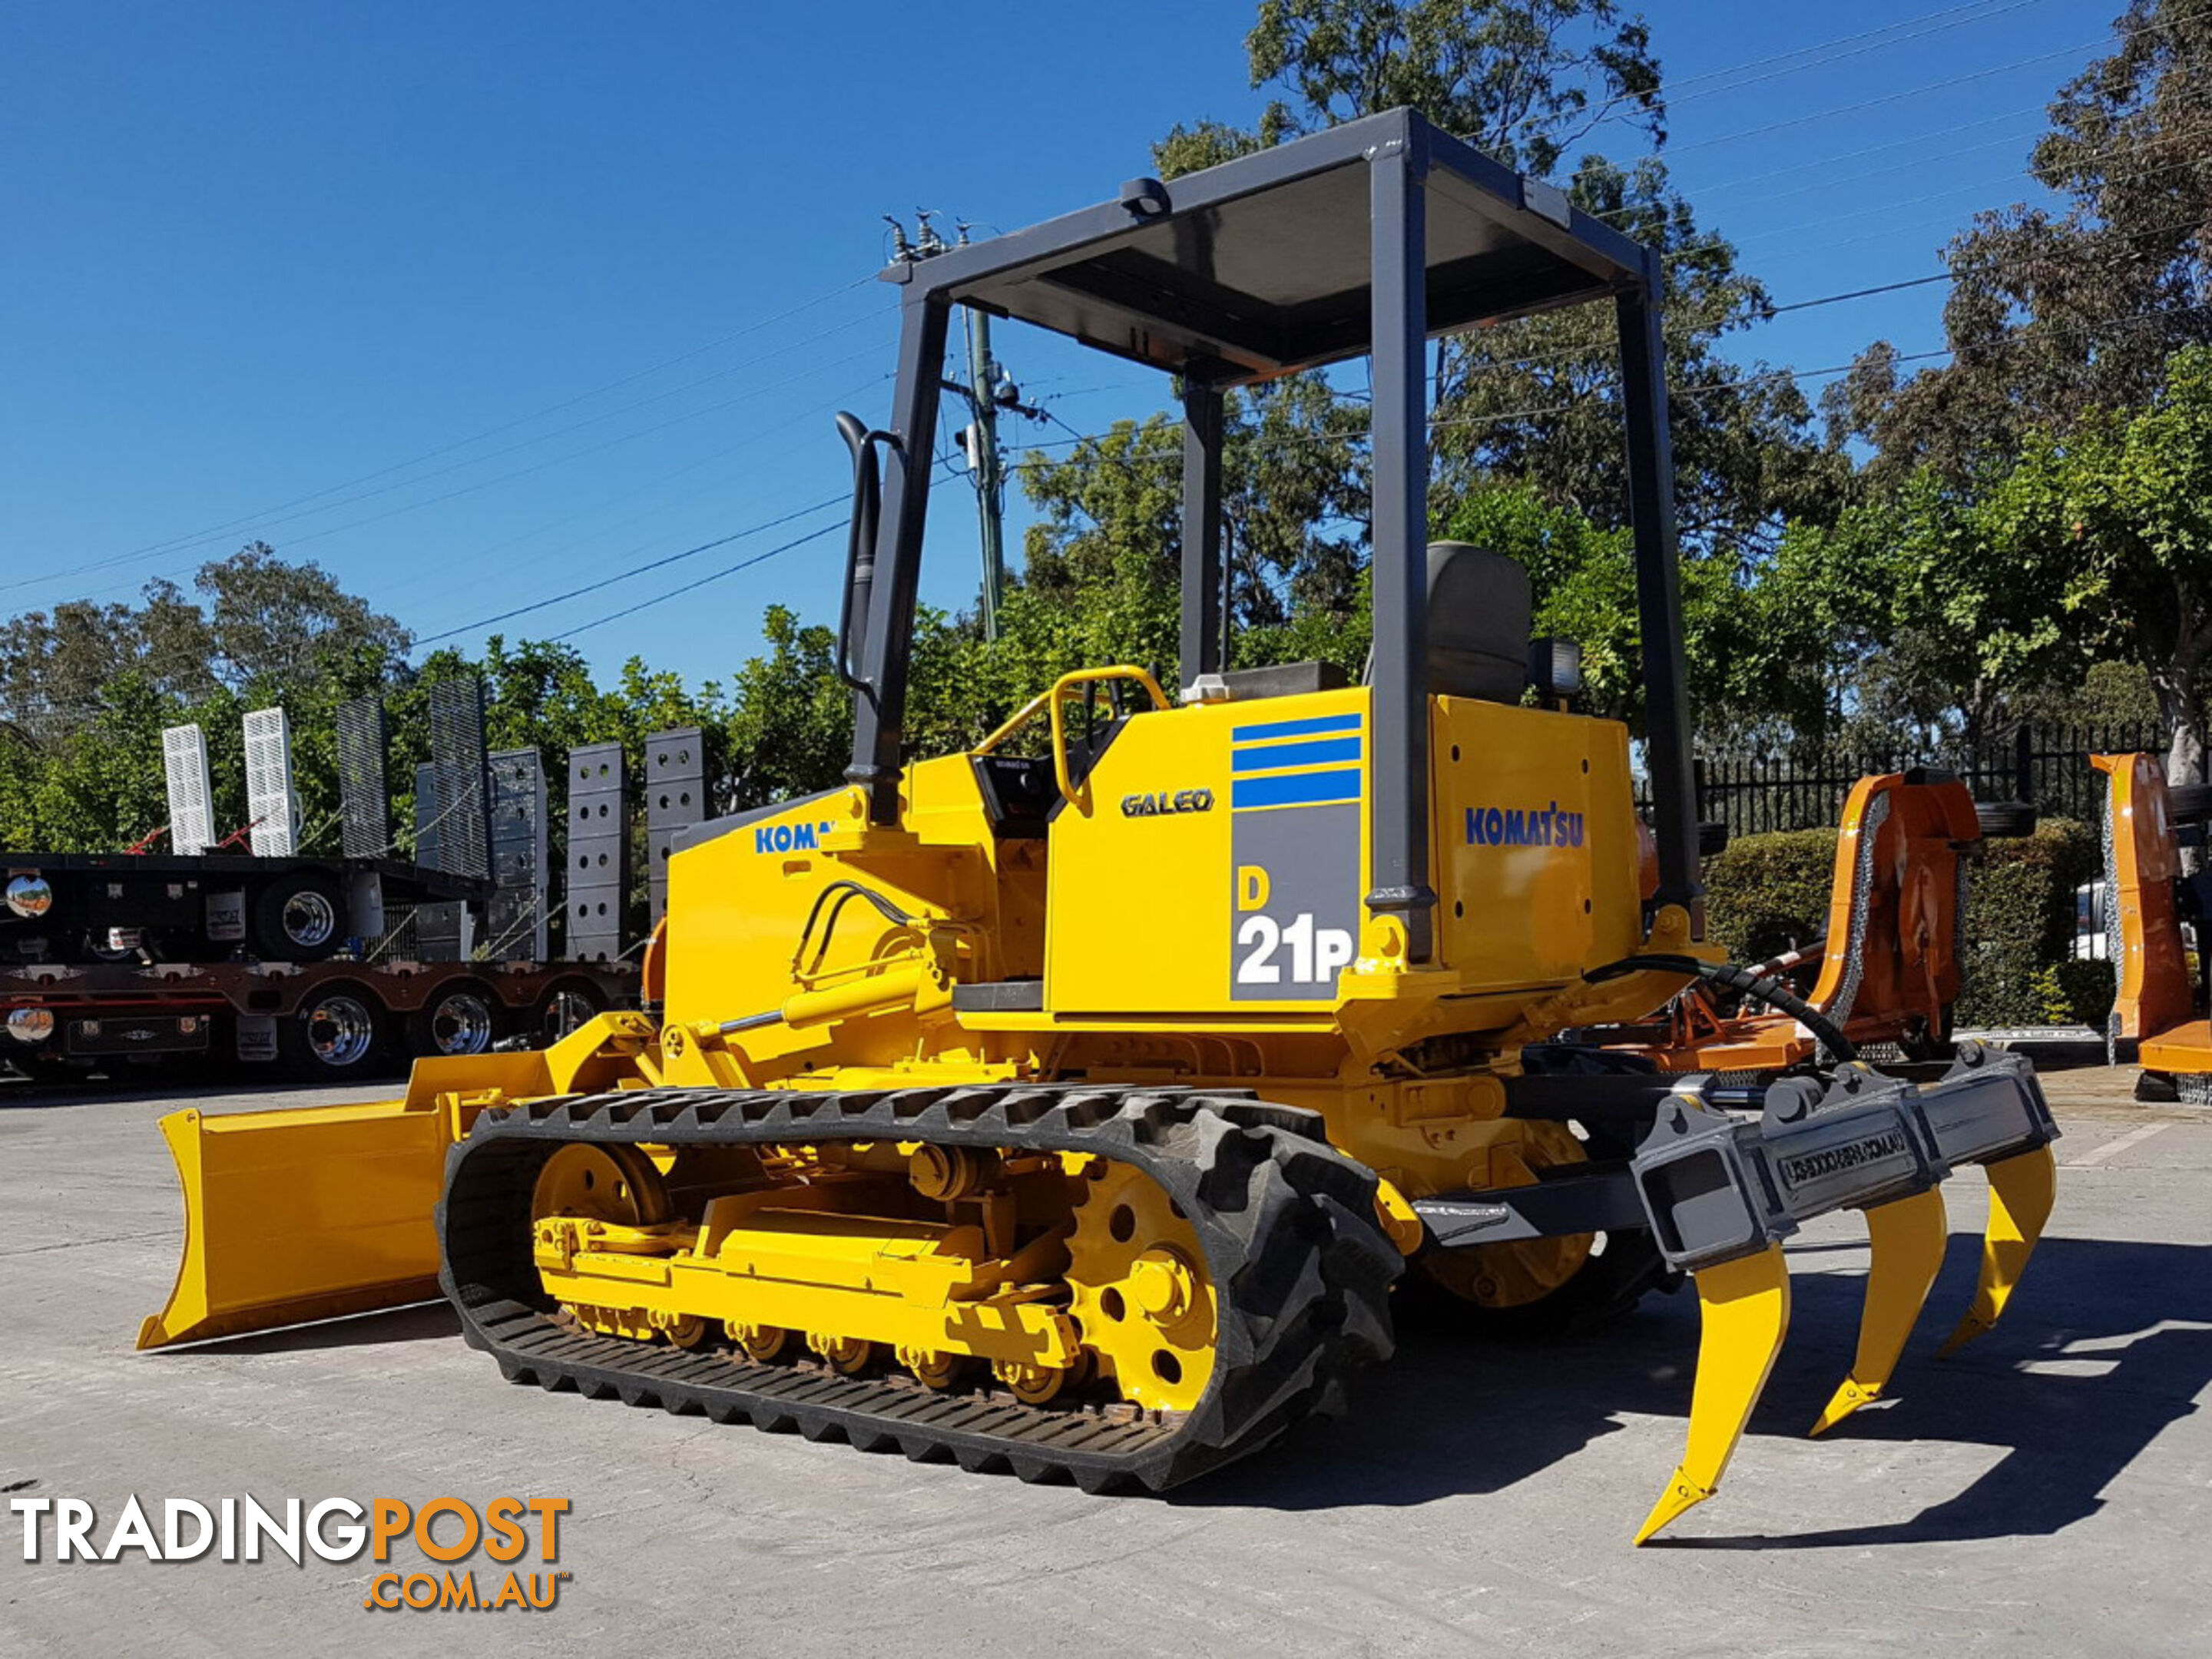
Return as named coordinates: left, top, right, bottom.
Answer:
left=1526, top=637, right=1584, bottom=700
left=5, top=1008, right=55, bottom=1044
left=5, top=875, right=53, bottom=919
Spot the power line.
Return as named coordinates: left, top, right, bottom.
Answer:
left=1020, top=296, right=2212, bottom=474
left=548, top=522, right=846, bottom=641
left=1588, top=8, right=2212, bottom=227
left=1645, top=135, right=2212, bottom=280
left=1659, top=0, right=2054, bottom=108
left=1665, top=35, right=2144, bottom=157
left=541, top=457, right=968, bottom=643
left=1767, top=272, right=1955, bottom=313
left=80, top=337, right=892, bottom=608
left=391, top=372, right=892, bottom=618
left=1659, top=0, right=2035, bottom=97
left=162, top=313, right=885, bottom=557
left=411, top=494, right=850, bottom=649
left=16, top=273, right=883, bottom=592
left=1643, top=103, right=2051, bottom=209
left=5, top=316, right=896, bottom=598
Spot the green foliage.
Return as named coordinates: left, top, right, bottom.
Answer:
left=1157, top=0, right=1662, bottom=178
left=1831, top=0, right=2212, bottom=484
left=1817, top=2, right=2212, bottom=761
left=0, top=545, right=411, bottom=852
left=1806, top=343, right=2212, bottom=767
left=1010, top=381, right=1371, bottom=704
left=1700, top=829, right=1836, bottom=966
left=1429, top=154, right=1848, bottom=565
left=2015, top=661, right=2162, bottom=727
left=1704, top=820, right=2101, bottom=1029
left=720, top=608, right=852, bottom=807
left=1955, top=818, right=2101, bottom=1028
left=1444, top=483, right=1830, bottom=735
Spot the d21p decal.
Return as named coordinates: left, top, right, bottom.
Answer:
left=1226, top=714, right=1363, bottom=1003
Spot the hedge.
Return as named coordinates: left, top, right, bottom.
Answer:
left=1700, top=818, right=2108, bottom=1028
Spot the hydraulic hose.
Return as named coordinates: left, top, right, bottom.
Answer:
left=1583, top=952, right=1858, bottom=1064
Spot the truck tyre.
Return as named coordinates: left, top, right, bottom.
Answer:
left=1975, top=800, right=2038, bottom=839
left=248, top=871, right=346, bottom=962
left=409, top=980, right=504, bottom=1058
left=281, top=985, right=389, bottom=1081
left=533, top=980, right=605, bottom=1048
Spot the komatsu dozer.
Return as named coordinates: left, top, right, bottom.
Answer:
left=141, top=109, right=2062, bottom=1542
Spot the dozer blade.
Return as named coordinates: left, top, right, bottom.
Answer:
left=1810, top=1186, right=1947, bottom=1435
left=137, top=1095, right=458, bottom=1350
left=1634, top=1243, right=1790, bottom=1546
left=1938, top=1143, right=2058, bottom=1357
left=137, top=1023, right=655, bottom=1350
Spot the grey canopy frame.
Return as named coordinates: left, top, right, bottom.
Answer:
left=842, top=106, right=1701, bottom=960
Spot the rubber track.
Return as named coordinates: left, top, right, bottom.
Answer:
left=437, top=1083, right=1402, bottom=1492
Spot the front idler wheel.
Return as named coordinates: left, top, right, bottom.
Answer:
left=1065, top=1160, right=1217, bottom=1412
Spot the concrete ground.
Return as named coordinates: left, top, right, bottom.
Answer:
left=2, top=1062, right=2207, bottom=1658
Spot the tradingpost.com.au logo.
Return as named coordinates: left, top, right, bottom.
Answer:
left=12, top=1494, right=572, bottom=1614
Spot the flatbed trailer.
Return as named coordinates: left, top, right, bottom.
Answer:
left=0, top=954, right=637, bottom=1084
left=2, top=849, right=491, bottom=968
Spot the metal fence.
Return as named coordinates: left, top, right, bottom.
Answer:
left=1638, top=721, right=2166, bottom=838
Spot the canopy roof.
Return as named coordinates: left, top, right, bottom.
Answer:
left=887, top=108, right=1651, bottom=386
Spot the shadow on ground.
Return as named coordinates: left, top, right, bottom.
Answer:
left=120, top=1217, right=2212, bottom=1548
left=143, top=1300, right=462, bottom=1356
left=1176, top=1231, right=2212, bottom=1548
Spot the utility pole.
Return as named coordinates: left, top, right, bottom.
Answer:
left=883, top=211, right=1039, bottom=642
left=962, top=296, right=1006, bottom=639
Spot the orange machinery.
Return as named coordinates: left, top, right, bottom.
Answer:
left=1597, top=772, right=1986, bottom=1075
left=2090, top=753, right=2212, bottom=1100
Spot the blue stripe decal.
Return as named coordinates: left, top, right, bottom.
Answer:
left=1230, top=712, right=1363, bottom=743
left=1231, top=736, right=1362, bottom=773
left=1231, top=767, right=1363, bottom=810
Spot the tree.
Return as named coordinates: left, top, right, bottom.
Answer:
left=1429, top=154, right=1846, bottom=556
left=1979, top=344, right=2212, bottom=779
left=194, top=542, right=412, bottom=691
left=1830, top=0, right=2212, bottom=482
left=1444, top=482, right=1823, bottom=739
left=1771, top=475, right=2076, bottom=753
left=0, top=542, right=409, bottom=749
left=1022, top=0, right=1846, bottom=763
left=720, top=608, right=853, bottom=808
left=1156, top=0, right=1662, bottom=175
left=1807, top=346, right=2212, bottom=779
left=1152, top=2, right=1843, bottom=558
left=1013, top=376, right=1373, bottom=696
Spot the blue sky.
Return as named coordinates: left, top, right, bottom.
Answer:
left=1, top=1, right=2123, bottom=693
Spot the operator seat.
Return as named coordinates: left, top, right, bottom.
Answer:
left=1426, top=540, right=1532, bottom=702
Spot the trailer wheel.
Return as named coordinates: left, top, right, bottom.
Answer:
left=282, top=985, right=388, bottom=1081
left=410, top=982, right=503, bottom=1058
left=534, top=981, right=605, bottom=1048
left=249, top=871, right=346, bottom=962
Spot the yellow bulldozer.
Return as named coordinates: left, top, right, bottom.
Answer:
left=140, top=109, right=2062, bottom=1543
